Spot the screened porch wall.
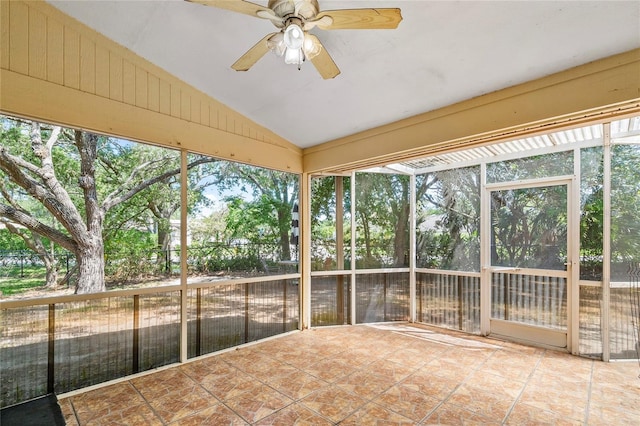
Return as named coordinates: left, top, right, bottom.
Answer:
left=416, top=271, right=481, bottom=334
left=1, top=277, right=300, bottom=408
left=309, top=116, right=640, bottom=362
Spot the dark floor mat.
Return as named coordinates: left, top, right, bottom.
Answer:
left=1, top=393, right=65, bottom=426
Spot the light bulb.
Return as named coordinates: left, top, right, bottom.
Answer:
left=284, top=47, right=303, bottom=66
left=284, top=24, right=304, bottom=50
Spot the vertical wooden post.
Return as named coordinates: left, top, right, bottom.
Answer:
left=418, top=278, right=423, bottom=322
left=282, top=280, right=287, bottom=333
left=196, top=288, right=202, bottom=357
left=458, top=275, right=464, bottom=330
left=336, top=176, right=345, bottom=324
left=410, top=174, right=417, bottom=323
left=383, top=274, right=388, bottom=321
left=244, top=282, right=250, bottom=343
left=505, top=274, right=510, bottom=321
left=133, top=295, right=140, bottom=373
left=602, top=123, right=612, bottom=361
left=179, top=151, right=188, bottom=363
left=47, top=304, right=55, bottom=394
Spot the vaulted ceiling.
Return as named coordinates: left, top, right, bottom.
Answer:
left=48, top=1, right=640, bottom=148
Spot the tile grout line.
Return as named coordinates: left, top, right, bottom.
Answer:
left=500, top=348, right=546, bottom=425
left=128, top=378, right=167, bottom=425
left=583, top=359, right=595, bottom=426
left=67, top=397, right=81, bottom=426
left=413, top=344, right=502, bottom=424
left=178, top=363, right=249, bottom=424
left=268, top=333, right=415, bottom=423
left=228, top=353, right=336, bottom=424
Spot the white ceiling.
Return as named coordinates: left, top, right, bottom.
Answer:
left=48, top=1, right=640, bottom=149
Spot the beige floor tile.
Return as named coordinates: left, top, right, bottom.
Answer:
left=58, top=398, right=79, bottom=426
left=300, top=386, right=368, bottom=423
left=265, top=370, right=329, bottom=400
left=182, top=357, right=237, bottom=383
left=221, top=348, right=269, bottom=370
left=335, top=369, right=394, bottom=400
left=421, top=357, right=477, bottom=381
left=300, top=357, right=357, bottom=382
left=324, top=349, right=376, bottom=369
left=402, top=368, right=459, bottom=400
left=340, top=401, right=416, bottom=425
left=587, top=401, right=640, bottom=426
left=167, top=402, right=248, bottom=425
left=481, top=350, right=541, bottom=381
left=224, top=384, right=293, bottom=423
left=147, top=383, right=215, bottom=423
left=505, top=402, right=583, bottom=425
left=591, top=360, right=639, bottom=383
left=463, top=369, right=526, bottom=398
left=248, top=360, right=299, bottom=382
left=199, top=368, right=263, bottom=401
left=130, top=368, right=196, bottom=401
left=82, top=402, right=163, bottom=426
left=589, top=382, right=640, bottom=413
left=178, top=354, right=227, bottom=377
left=537, top=351, right=593, bottom=379
left=421, top=401, right=501, bottom=425
left=69, top=382, right=146, bottom=424
left=367, top=358, right=417, bottom=382
left=278, top=349, right=326, bottom=369
left=518, top=385, right=587, bottom=422
left=446, top=383, right=516, bottom=422
left=373, top=383, right=441, bottom=422
left=254, top=402, right=333, bottom=425
left=383, top=346, right=436, bottom=369
left=56, top=323, right=640, bottom=426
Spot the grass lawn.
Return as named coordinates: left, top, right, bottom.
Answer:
left=0, top=266, right=47, bottom=296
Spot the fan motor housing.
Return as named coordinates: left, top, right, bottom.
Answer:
left=268, top=0, right=319, bottom=20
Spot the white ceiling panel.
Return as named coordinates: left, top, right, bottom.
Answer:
left=48, top=0, right=640, bottom=148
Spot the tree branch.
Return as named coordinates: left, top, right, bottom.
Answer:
left=0, top=144, right=86, bottom=237
left=2, top=220, right=49, bottom=259
left=102, top=156, right=215, bottom=212
left=0, top=203, right=78, bottom=253
left=45, top=126, right=62, bottom=151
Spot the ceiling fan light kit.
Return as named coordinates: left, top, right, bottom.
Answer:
left=186, top=0, right=402, bottom=79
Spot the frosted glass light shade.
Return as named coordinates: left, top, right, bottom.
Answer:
left=284, top=24, right=304, bottom=50
left=267, top=32, right=285, bottom=56
left=284, top=47, right=304, bottom=65
left=303, top=36, right=321, bottom=60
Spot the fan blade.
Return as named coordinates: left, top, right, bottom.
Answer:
left=257, top=9, right=285, bottom=27
left=185, top=0, right=270, bottom=19
left=303, top=15, right=333, bottom=31
left=306, top=35, right=340, bottom=80
left=314, top=8, right=402, bottom=30
left=231, top=33, right=277, bottom=72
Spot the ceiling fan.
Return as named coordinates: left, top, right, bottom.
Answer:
left=186, top=0, right=402, bottom=79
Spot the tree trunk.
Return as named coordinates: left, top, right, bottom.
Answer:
left=362, top=216, right=372, bottom=266
left=393, top=206, right=409, bottom=267
left=277, top=208, right=291, bottom=260
left=75, top=238, right=105, bottom=294
left=156, top=220, right=171, bottom=273
left=43, top=254, right=58, bottom=288
left=393, top=182, right=410, bottom=267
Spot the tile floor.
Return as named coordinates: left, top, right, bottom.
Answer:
left=59, top=323, right=640, bottom=425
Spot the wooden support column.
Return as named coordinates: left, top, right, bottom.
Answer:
left=336, top=176, right=345, bottom=324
